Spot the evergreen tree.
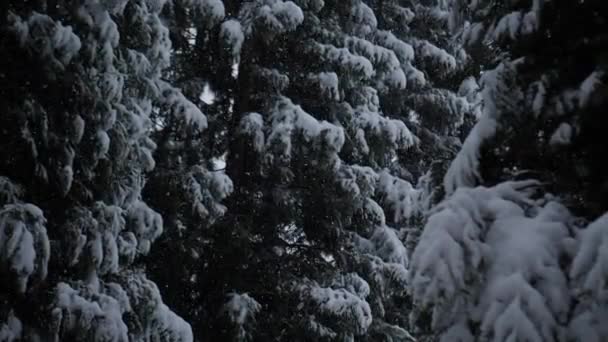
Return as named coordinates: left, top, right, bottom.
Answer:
left=222, top=2, right=416, bottom=339
left=144, top=0, right=453, bottom=340
left=444, top=0, right=608, bottom=214
left=368, top=0, right=481, bottom=205
left=410, top=0, right=608, bottom=341
left=0, top=0, right=198, bottom=340
left=142, top=0, right=240, bottom=336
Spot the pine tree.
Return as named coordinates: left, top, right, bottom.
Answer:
left=224, top=2, right=415, bottom=339
left=0, top=1, right=198, bottom=340
left=368, top=0, right=482, bottom=205
left=144, top=0, right=442, bottom=340
left=410, top=0, right=608, bottom=341
left=140, top=0, right=240, bottom=337
left=444, top=0, right=608, bottom=215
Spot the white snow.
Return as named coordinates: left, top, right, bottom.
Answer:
left=223, top=293, right=262, bottom=326
left=350, top=2, right=377, bottom=34
left=270, top=0, right=305, bottom=30
left=549, top=122, right=573, bottom=146
left=377, top=170, right=419, bottom=224
left=96, top=130, right=111, bottom=158
left=231, top=62, right=240, bottom=78
left=493, top=10, right=539, bottom=40
left=220, top=20, right=245, bottom=58
left=494, top=11, right=524, bottom=40
left=444, top=62, right=518, bottom=194
left=125, top=274, right=194, bottom=342
left=126, top=49, right=152, bottom=77
left=458, top=76, right=480, bottom=100
left=264, top=96, right=345, bottom=170
left=8, top=12, right=82, bottom=71
left=71, top=115, right=86, bottom=144
left=0, top=2, right=199, bottom=341
left=159, top=81, right=208, bottom=130
left=570, top=214, right=608, bottom=294
left=410, top=180, right=576, bottom=341
left=569, top=213, right=608, bottom=342
left=363, top=198, right=386, bottom=226
left=412, top=88, right=470, bottom=130
left=416, top=40, right=457, bottom=73
left=101, top=0, right=130, bottom=15
left=0, top=311, right=22, bottom=342
left=352, top=104, right=416, bottom=154
left=52, top=282, right=129, bottom=341
left=187, top=165, right=234, bottom=223
left=126, top=201, right=163, bottom=255
left=405, top=63, right=427, bottom=88
left=532, top=78, right=548, bottom=116
left=339, top=165, right=379, bottom=201
left=311, top=72, right=340, bottom=101
left=334, top=273, right=371, bottom=299
left=462, top=22, right=485, bottom=46
left=222, top=293, right=261, bottom=340
left=196, top=0, right=226, bottom=24
left=0, top=177, right=23, bottom=205
left=314, top=43, right=375, bottom=80
left=117, top=232, right=137, bottom=265
left=393, top=4, right=415, bottom=25
left=99, top=72, right=125, bottom=103
left=344, top=36, right=404, bottom=89
left=375, top=30, right=415, bottom=64
left=522, top=11, right=538, bottom=35
left=477, top=202, right=571, bottom=341
left=578, top=71, right=603, bottom=108
left=252, top=66, right=290, bottom=92
left=241, top=0, right=304, bottom=35
left=239, top=112, right=265, bottom=152
left=371, top=225, right=409, bottom=268
left=0, top=204, right=49, bottom=293
left=385, top=68, right=407, bottom=90
left=147, top=15, right=172, bottom=69
left=200, top=82, right=216, bottom=105
left=58, top=164, right=74, bottom=196
left=300, top=281, right=372, bottom=334
left=52, top=274, right=193, bottom=342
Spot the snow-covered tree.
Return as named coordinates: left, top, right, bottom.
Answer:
left=0, top=1, right=198, bottom=340
left=410, top=181, right=577, bottom=341
left=145, top=0, right=433, bottom=340
left=366, top=0, right=481, bottom=204
left=224, top=1, right=421, bottom=340
left=410, top=179, right=608, bottom=342
left=410, top=0, right=608, bottom=341
left=140, top=0, right=237, bottom=336
left=336, top=2, right=483, bottom=338
left=444, top=0, right=608, bottom=216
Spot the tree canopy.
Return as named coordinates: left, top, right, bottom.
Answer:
left=1, top=1, right=607, bottom=341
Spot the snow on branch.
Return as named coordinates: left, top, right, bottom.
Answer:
left=0, top=204, right=49, bottom=293
left=410, top=180, right=575, bottom=341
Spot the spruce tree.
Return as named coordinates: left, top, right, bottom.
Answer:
left=223, top=2, right=415, bottom=339
left=410, top=0, right=608, bottom=341
left=145, top=0, right=438, bottom=340
left=0, top=1, right=198, bottom=340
